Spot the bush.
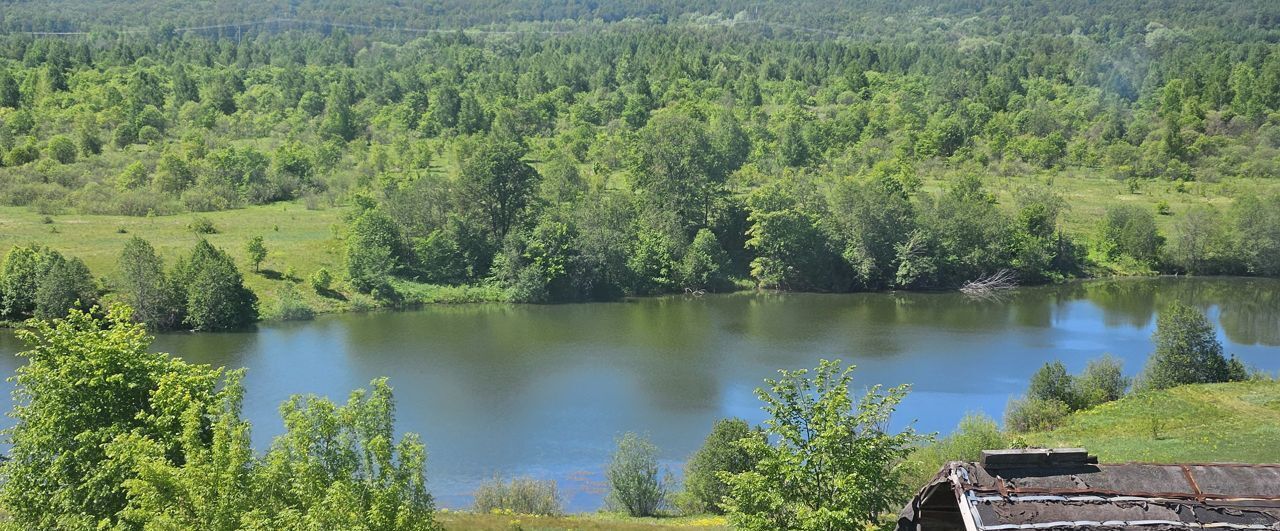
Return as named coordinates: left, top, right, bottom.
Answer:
left=903, top=413, right=1010, bottom=491
left=309, top=268, right=333, bottom=293
left=175, top=240, right=258, bottom=330
left=1074, top=355, right=1130, bottom=408
left=1094, top=204, right=1163, bottom=266
left=606, top=432, right=667, bottom=517
left=117, top=161, right=150, bottom=190
left=46, top=135, right=77, bottom=164
left=1138, top=301, right=1234, bottom=391
left=272, top=283, right=314, bottom=321
left=1004, top=397, right=1070, bottom=433
left=678, top=228, right=732, bottom=292
left=1027, top=361, right=1078, bottom=409
left=188, top=216, right=218, bottom=234
left=473, top=477, right=563, bottom=516
left=33, top=252, right=97, bottom=319
left=1, top=246, right=41, bottom=319
left=346, top=209, right=404, bottom=295
left=680, top=418, right=760, bottom=514
left=720, top=360, right=925, bottom=531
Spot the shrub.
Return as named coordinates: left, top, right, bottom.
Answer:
left=346, top=208, right=404, bottom=295
left=117, top=237, right=185, bottom=331
left=116, top=161, right=150, bottom=190
left=1074, top=355, right=1130, bottom=408
left=473, top=477, right=563, bottom=516
left=46, top=135, right=77, bottom=164
left=1004, top=397, right=1070, bottom=433
left=678, top=228, right=731, bottom=292
left=606, top=432, right=667, bottom=517
left=309, top=268, right=333, bottom=293
left=1138, top=301, right=1234, bottom=391
left=188, top=216, right=218, bottom=234
left=272, top=283, right=314, bottom=321
left=1, top=245, right=50, bottom=320
left=1027, top=361, right=1078, bottom=409
left=680, top=418, right=760, bottom=514
left=903, top=413, right=1010, bottom=491
left=720, top=360, right=925, bottom=531
left=33, top=252, right=97, bottom=319
left=175, top=240, right=257, bottom=330
left=1094, top=204, right=1162, bottom=266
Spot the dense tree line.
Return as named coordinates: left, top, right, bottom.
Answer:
left=2, top=1, right=1280, bottom=304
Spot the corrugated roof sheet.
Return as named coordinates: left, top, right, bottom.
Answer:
left=898, top=450, right=1280, bottom=531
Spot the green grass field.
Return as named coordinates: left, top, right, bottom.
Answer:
left=1025, top=380, right=1280, bottom=463
left=0, top=201, right=365, bottom=317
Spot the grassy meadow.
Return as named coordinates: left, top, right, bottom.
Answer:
left=1024, top=380, right=1280, bottom=463
left=0, top=201, right=508, bottom=321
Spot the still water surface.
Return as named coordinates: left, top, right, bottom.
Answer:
left=1, top=277, right=1277, bottom=510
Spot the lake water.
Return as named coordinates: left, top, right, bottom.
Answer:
left=0, top=277, right=1277, bottom=511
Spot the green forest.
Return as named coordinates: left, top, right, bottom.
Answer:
left=2, top=0, right=1280, bottom=328
left=1, top=2, right=1280, bottom=529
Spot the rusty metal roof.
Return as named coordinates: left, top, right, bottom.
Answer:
left=897, top=449, right=1280, bottom=531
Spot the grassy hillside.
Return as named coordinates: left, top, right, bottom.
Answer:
left=0, top=201, right=506, bottom=320
left=1024, top=380, right=1280, bottom=463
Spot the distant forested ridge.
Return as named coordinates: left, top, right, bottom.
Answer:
left=2, top=0, right=1280, bottom=309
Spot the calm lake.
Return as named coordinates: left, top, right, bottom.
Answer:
left=1, top=277, right=1278, bottom=510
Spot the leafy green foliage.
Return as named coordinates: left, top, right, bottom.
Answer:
left=678, top=228, right=731, bottom=292
left=5, top=0, right=1280, bottom=306
left=606, top=432, right=667, bottom=518
left=473, top=477, right=564, bottom=517
left=308, top=267, right=333, bottom=293
left=680, top=418, right=760, bottom=515
left=245, top=235, right=267, bottom=272
left=1, top=306, right=227, bottom=529
left=346, top=208, right=406, bottom=297
left=1004, top=396, right=1071, bottom=433
left=1139, top=301, right=1243, bottom=391
left=1028, top=361, right=1078, bottom=409
left=32, top=251, right=97, bottom=319
left=745, top=179, right=844, bottom=291
left=247, top=378, right=440, bottom=530
left=271, top=282, right=315, bottom=321
left=46, top=134, right=76, bottom=164
left=176, top=240, right=258, bottom=331
left=1008, top=355, right=1134, bottom=432
left=1095, top=205, right=1163, bottom=268
left=721, top=360, right=925, bottom=530
left=2, top=306, right=439, bottom=530
left=116, top=237, right=184, bottom=330
left=1075, top=355, right=1131, bottom=409
left=459, top=138, right=540, bottom=242
left=903, top=414, right=1011, bottom=494
left=1, top=244, right=49, bottom=320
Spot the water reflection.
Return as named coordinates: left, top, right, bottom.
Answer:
left=0, top=277, right=1276, bottom=511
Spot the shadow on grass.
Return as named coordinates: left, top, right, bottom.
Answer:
left=317, top=287, right=348, bottom=301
